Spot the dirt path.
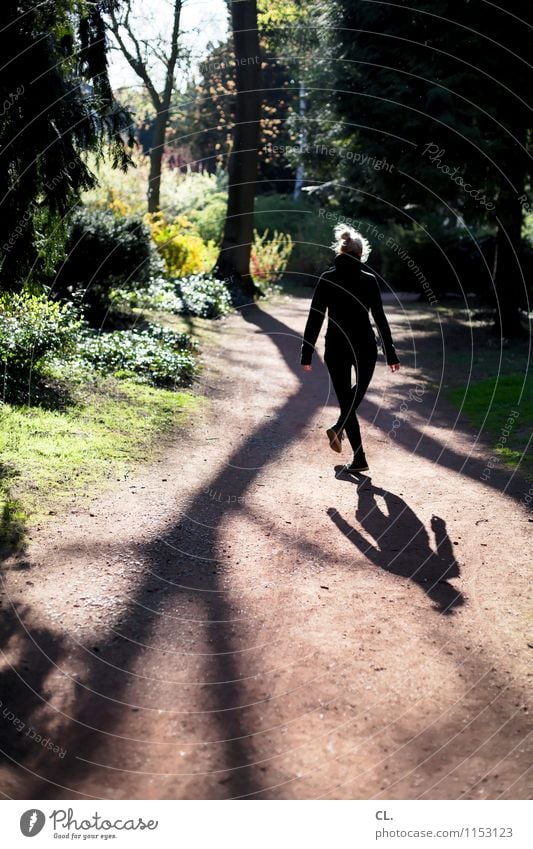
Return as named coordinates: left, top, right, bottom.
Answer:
left=0, top=294, right=531, bottom=800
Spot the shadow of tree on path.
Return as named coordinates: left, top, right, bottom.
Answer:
left=2, top=301, right=523, bottom=801
left=0, top=603, right=68, bottom=776
left=15, top=303, right=321, bottom=800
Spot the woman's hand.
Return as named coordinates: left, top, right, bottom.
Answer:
left=302, top=364, right=312, bottom=372
left=389, top=362, right=400, bottom=372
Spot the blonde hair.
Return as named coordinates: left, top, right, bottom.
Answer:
left=332, top=223, right=371, bottom=262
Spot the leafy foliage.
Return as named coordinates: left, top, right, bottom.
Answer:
left=0, top=291, right=80, bottom=382
left=188, top=195, right=228, bottom=243
left=0, top=290, right=199, bottom=397
left=83, top=156, right=228, bottom=226
left=125, top=274, right=233, bottom=318
left=255, top=194, right=330, bottom=281
left=176, top=39, right=296, bottom=192
left=82, top=151, right=151, bottom=214
left=0, top=0, right=132, bottom=289
left=159, top=169, right=228, bottom=220
left=251, top=229, right=293, bottom=290
left=330, top=0, right=532, bottom=217
left=55, top=208, right=162, bottom=321
left=173, top=274, right=234, bottom=317
left=327, top=0, right=532, bottom=331
left=145, top=213, right=217, bottom=276
left=74, top=324, right=197, bottom=387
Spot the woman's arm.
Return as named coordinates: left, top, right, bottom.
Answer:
left=369, top=279, right=400, bottom=366
left=300, top=275, right=328, bottom=365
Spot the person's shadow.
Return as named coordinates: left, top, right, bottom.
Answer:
left=328, top=477, right=465, bottom=614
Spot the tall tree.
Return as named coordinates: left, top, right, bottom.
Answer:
left=214, top=0, right=262, bottom=291
left=107, top=0, right=182, bottom=212
left=330, top=0, right=532, bottom=337
left=176, top=38, right=294, bottom=191
left=0, top=0, right=132, bottom=290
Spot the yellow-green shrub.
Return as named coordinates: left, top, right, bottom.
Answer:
left=145, top=213, right=217, bottom=276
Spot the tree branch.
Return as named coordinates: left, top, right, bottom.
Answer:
left=108, top=5, right=162, bottom=113
left=162, top=0, right=182, bottom=111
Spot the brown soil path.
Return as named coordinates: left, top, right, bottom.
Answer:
left=0, top=294, right=531, bottom=800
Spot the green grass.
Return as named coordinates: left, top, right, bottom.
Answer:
left=448, top=374, right=532, bottom=478
left=397, top=299, right=531, bottom=480
left=0, top=378, right=201, bottom=548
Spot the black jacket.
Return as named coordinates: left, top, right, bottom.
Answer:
left=300, top=253, right=400, bottom=366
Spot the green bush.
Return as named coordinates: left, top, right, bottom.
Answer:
left=160, top=168, right=228, bottom=221
left=55, top=208, right=163, bottom=321
left=188, top=194, right=227, bottom=242
left=115, top=278, right=182, bottom=314
left=137, top=323, right=198, bottom=351
left=162, top=169, right=227, bottom=244
left=74, top=324, right=197, bottom=387
left=0, top=291, right=80, bottom=388
left=82, top=156, right=228, bottom=241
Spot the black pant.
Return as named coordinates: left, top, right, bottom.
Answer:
left=324, top=339, right=377, bottom=457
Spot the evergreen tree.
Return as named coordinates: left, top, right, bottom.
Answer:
left=0, top=0, right=132, bottom=290
left=330, top=0, right=532, bottom=336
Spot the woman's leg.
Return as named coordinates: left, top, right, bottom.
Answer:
left=348, top=344, right=377, bottom=457
left=324, top=352, right=352, bottom=433
left=325, top=343, right=377, bottom=457
left=324, top=352, right=361, bottom=452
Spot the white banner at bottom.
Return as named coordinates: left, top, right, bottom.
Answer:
left=2, top=799, right=530, bottom=848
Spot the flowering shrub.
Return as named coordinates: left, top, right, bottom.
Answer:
left=251, top=229, right=293, bottom=291
left=124, top=274, right=233, bottom=319
left=174, top=274, right=233, bottom=317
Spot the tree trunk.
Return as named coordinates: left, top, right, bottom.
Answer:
left=147, top=113, right=167, bottom=213
left=293, top=80, right=307, bottom=200
left=492, top=187, right=526, bottom=339
left=492, top=125, right=528, bottom=339
left=214, top=0, right=261, bottom=295
left=107, top=1, right=182, bottom=216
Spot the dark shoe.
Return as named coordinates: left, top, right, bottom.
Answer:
left=343, top=454, right=369, bottom=473
left=326, top=426, right=344, bottom=454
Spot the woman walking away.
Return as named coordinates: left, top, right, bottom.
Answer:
left=300, top=224, right=400, bottom=473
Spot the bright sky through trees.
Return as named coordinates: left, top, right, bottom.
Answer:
left=108, top=0, right=228, bottom=90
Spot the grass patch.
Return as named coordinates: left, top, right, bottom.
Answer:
left=0, top=378, right=201, bottom=547
left=448, top=374, right=532, bottom=478
left=403, top=300, right=531, bottom=480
